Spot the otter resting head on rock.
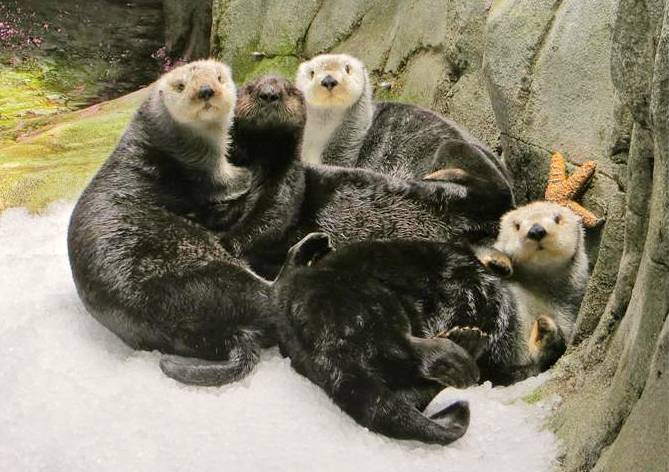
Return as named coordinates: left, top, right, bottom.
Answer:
left=68, top=60, right=273, bottom=387
left=477, top=201, right=589, bottom=377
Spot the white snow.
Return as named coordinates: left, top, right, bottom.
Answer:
left=0, top=203, right=560, bottom=472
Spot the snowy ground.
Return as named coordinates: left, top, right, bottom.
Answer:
left=0, top=203, right=559, bottom=472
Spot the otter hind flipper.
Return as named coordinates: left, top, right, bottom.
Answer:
left=381, top=395, right=469, bottom=445
left=410, top=336, right=480, bottom=388
left=332, top=376, right=470, bottom=445
left=279, top=232, right=333, bottom=274
left=431, top=140, right=516, bottom=213
left=428, top=398, right=471, bottom=439
left=439, top=326, right=490, bottom=361
left=160, top=342, right=259, bottom=387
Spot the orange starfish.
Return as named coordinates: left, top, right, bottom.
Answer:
left=545, top=152, right=602, bottom=228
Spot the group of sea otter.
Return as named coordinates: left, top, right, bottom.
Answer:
left=67, top=56, right=591, bottom=445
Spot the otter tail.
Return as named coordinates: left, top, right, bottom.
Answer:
left=159, top=338, right=260, bottom=387
left=333, top=375, right=470, bottom=445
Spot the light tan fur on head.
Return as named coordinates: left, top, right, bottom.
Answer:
left=295, top=54, right=367, bottom=109
left=157, top=59, right=236, bottom=133
left=495, top=201, right=584, bottom=271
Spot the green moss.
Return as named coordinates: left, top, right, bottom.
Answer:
left=271, top=38, right=300, bottom=57
left=0, top=65, right=70, bottom=138
left=0, top=89, right=146, bottom=213
left=243, top=56, right=301, bottom=82
left=372, top=76, right=404, bottom=102
left=521, top=389, right=544, bottom=405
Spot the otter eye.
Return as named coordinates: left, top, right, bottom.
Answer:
left=554, top=214, right=562, bottom=224
left=174, top=82, right=185, bottom=92
left=514, top=222, right=520, bottom=231
left=309, top=70, right=315, bottom=79
left=345, top=64, right=351, bottom=74
left=217, top=74, right=223, bottom=82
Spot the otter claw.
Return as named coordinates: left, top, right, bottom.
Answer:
left=286, top=232, right=334, bottom=268
left=423, top=168, right=470, bottom=182
left=435, top=326, right=490, bottom=360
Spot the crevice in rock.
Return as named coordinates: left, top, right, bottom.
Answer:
left=500, top=131, right=552, bottom=153
left=312, top=1, right=381, bottom=56
left=297, top=0, right=326, bottom=55
left=389, top=44, right=445, bottom=76
left=501, top=131, right=622, bottom=186
left=518, top=0, right=565, bottom=108
left=650, top=254, right=669, bottom=271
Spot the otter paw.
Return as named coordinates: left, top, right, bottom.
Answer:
left=286, top=232, right=334, bottom=267
left=423, top=167, right=470, bottom=183
left=478, top=249, right=513, bottom=277
left=529, top=315, right=558, bottom=346
left=436, top=326, right=490, bottom=360
left=428, top=399, right=471, bottom=439
left=528, top=315, right=567, bottom=370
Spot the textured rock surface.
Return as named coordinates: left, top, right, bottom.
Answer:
left=543, top=1, right=669, bottom=471
left=163, top=0, right=212, bottom=61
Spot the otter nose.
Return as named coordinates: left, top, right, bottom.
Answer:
left=527, top=224, right=547, bottom=241
left=321, top=75, right=338, bottom=91
left=197, top=85, right=215, bottom=101
left=258, top=85, right=280, bottom=103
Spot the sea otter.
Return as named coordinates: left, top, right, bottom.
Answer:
left=68, top=60, right=272, bottom=386
left=273, top=203, right=588, bottom=393
left=477, top=201, right=589, bottom=374
left=271, top=232, right=487, bottom=445
left=295, top=53, right=514, bottom=207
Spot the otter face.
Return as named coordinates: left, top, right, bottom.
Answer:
left=295, top=54, right=367, bottom=109
left=495, top=202, right=583, bottom=270
left=235, top=75, right=305, bottom=131
left=158, top=60, right=236, bottom=129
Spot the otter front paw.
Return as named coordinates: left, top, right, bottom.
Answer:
left=286, top=232, right=334, bottom=267
left=423, top=167, right=470, bottom=183
left=475, top=247, right=513, bottom=277
left=436, top=326, right=490, bottom=360
left=528, top=315, right=567, bottom=371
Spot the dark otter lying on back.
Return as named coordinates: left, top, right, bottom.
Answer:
left=273, top=233, right=487, bottom=445
left=215, top=75, right=514, bottom=279
left=68, top=61, right=272, bottom=386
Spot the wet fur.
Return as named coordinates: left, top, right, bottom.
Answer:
left=493, top=202, right=588, bottom=372
left=68, top=61, right=271, bottom=386
left=216, top=76, right=514, bottom=280
left=272, top=233, right=482, bottom=444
